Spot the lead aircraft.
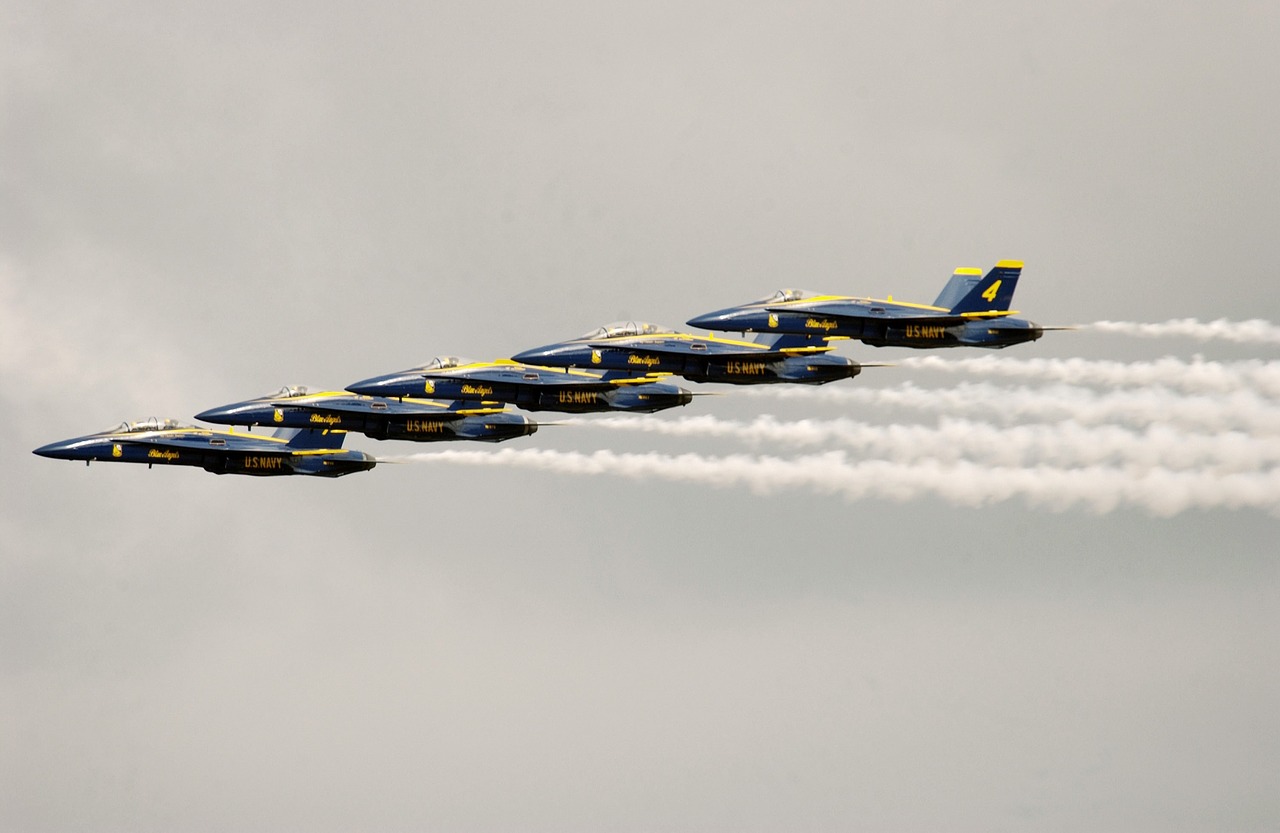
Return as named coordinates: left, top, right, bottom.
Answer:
left=686, top=261, right=1044, bottom=349
left=33, top=418, right=375, bottom=477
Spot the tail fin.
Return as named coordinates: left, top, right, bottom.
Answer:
left=934, top=261, right=1023, bottom=314
left=272, top=427, right=348, bottom=449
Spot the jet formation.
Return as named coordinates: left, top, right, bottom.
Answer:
left=35, top=260, right=1044, bottom=477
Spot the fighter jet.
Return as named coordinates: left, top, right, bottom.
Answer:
left=511, top=323, right=861, bottom=385
left=346, top=357, right=694, bottom=413
left=196, top=386, right=536, bottom=443
left=33, top=418, right=375, bottom=477
left=686, top=261, right=1044, bottom=349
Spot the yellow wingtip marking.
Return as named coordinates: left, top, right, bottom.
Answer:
left=953, top=267, right=982, bottom=276
left=995, top=260, right=1024, bottom=269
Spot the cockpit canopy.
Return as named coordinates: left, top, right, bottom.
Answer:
left=752, top=288, right=816, bottom=304
left=421, top=356, right=473, bottom=370
left=270, top=385, right=309, bottom=399
left=577, top=321, right=669, bottom=340
left=110, top=417, right=190, bottom=434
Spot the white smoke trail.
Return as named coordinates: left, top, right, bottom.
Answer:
left=1085, top=318, right=1280, bottom=344
left=387, top=448, right=1280, bottom=517
left=895, top=355, right=1280, bottom=398
left=565, top=414, right=1280, bottom=473
left=740, top=382, right=1280, bottom=435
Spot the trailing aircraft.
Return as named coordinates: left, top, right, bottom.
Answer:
left=686, top=261, right=1044, bottom=349
left=511, top=323, right=862, bottom=385
left=346, top=357, right=694, bottom=413
left=32, top=418, right=375, bottom=477
left=196, top=386, right=536, bottom=443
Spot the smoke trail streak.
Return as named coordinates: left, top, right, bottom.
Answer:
left=1085, top=318, right=1280, bottom=344
left=386, top=448, right=1280, bottom=516
left=896, top=355, right=1280, bottom=398
left=564, top=414, right=1280, bottom=473
left=739, top=382, right=1280, bottom=435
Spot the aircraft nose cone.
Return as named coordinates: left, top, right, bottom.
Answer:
left=510, top=345, right=554, bottom=363
left=688, top=306, right=753, bottom=331
left=679, top=390, right=694, bottom=407
left=33, top=439, right=77, bottom=459
left=194, top=403, right=241, bottom=423
left=346, top=374, right=402, bottom=396
left=686, top=311, right=724, bottom=329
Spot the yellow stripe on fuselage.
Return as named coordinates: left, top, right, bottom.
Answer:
left=429, top=359, right=610, bottom=380
left=600, top=332, right=774, bottom=351
left=760, top=295, right=950, bottom=313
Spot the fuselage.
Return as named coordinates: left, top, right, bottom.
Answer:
left=512, top=324, right=862, bottom=385
left=196, top=389, right=537, bottom=443
left=688, top=295, right=1043, bottom=349
left=346, top=359, right=694, bottom=413
left=33, top=419, right=375, bottom=477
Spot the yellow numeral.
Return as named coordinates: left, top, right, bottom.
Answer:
left=981, top=279, right=1002, bottom=303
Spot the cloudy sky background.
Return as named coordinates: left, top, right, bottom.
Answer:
left=3, top=2, right=1278, bottom=830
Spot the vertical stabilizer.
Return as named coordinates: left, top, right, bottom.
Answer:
left=943, top=261, right=1022, bottom=314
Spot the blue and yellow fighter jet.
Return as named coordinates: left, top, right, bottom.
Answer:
left=686, top=261, right=1044, bottom=349
left=33, top=418, right=375, bottom=477
left=511, top=322, right=861, bottom=385
left=346, top=357, right=694, bottom=413
left=196, top=386, right=536, bottom=443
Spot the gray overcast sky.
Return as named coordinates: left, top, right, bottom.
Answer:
left=3, top=2, right=1278, bottom=831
